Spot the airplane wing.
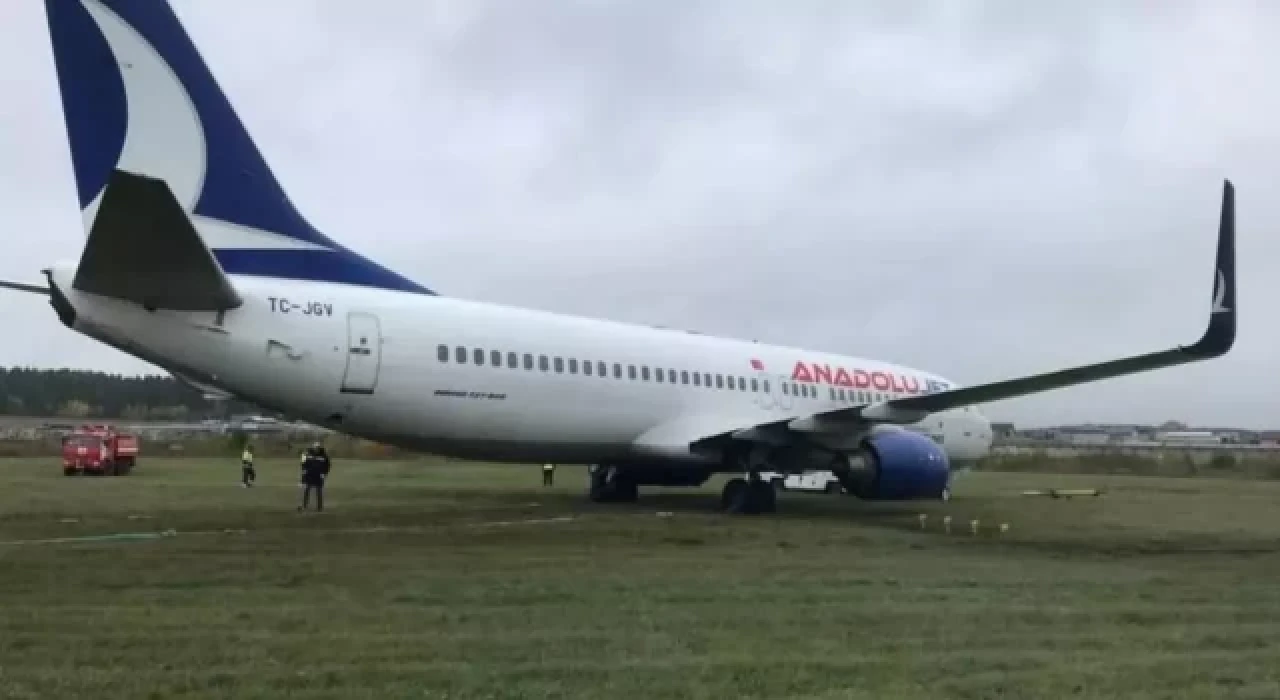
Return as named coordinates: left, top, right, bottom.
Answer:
left=693, top=179, right=1236, bottom=448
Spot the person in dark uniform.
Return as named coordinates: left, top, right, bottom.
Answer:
left=542, top=462, right=555, bottom=487
left=297, top=442, right=331, bottom=512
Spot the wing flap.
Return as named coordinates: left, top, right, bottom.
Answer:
left=72, top=169, right=243, bottom=311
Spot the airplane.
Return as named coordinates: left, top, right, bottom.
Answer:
left=0, top=0, right=1236, bottom=515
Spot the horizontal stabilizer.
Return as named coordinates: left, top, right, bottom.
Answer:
left=73, top=169, right=243, bottom=311
left=0, top=279, right=50, bottom=295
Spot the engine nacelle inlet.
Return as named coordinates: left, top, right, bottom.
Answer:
left=840, top=430, right=951, bottom=500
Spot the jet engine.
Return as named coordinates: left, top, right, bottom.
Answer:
left=840, top=429, right=951, bottom=500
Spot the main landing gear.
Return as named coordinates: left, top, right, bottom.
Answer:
left=720, top=474, right=776, bottom=514
left=587, top=463, right=638, bottom=503
left=584, top=461, right=779, bottom=515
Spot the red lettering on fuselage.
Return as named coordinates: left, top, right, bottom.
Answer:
left=870, top=371, right=890, bottom=390
left=832, top=367, right=853, bottom=387
left=791, top=362, right=815, bottom=382
left=790, top=361, right=922, bottom=394
left=812, top=364, right=833, bottom=384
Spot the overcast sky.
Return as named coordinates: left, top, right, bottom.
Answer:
left=0, top=0, right=1276, bottom=428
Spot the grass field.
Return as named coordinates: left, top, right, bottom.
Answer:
left=1, top=458, right=1279, bottom=699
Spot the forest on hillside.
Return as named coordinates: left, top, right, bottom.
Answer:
left=0, top=368, right=261, bottom=420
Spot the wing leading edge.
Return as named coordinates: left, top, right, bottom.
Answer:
left=691, top=179, right=1237, bottom=451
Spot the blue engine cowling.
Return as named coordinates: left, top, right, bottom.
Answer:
left=844, top=430, right=951, bottom=500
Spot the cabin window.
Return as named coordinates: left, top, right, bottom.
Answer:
left=455, top=346, right=467, bottom=363
left=598, top=361, right=608, bottom=377
left=829, top=387, right=836, bottom=400
left=762, top=379, right=770, bottom=393
left=751, top=378, right=758, bottom=392
left=693, top=373, right=702, bottom=386
left=568, top=358, right=578, bottom=374
left=554, top=357, right=565, bottom=373
left=641, top=366, right=650, bottom=381
left=628, top=365, right=637, bottom=380
left=437, top=344, right=449, bottom=362
left=613, top=363, right=623, bottom=379
left=668, top=368, right=677, bottom=383
left=539, top=355, right=549, bottom=371
left=703, top=373, right=712, bottom=387
left=782, top=383, right=789, bottom=395
left=473, top=348, right=485, bottom=365
left=507, top=352, right=518, bottom=368
left=715, top=374, right=724, bottom=389
left=681, top=370, right=690, bottom=385
left=490, top=350, right=502, bottom=366
left=583, top=361, right=593, bottom=376
left=524, top=353, right=534, bottom=370
left=655, top=368, right=664, bottom=382
left=738, top=377, right=746, bottom=391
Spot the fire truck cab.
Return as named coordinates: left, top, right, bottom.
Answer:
left=61, top=425, right=139, bottom=476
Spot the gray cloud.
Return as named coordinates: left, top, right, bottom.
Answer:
left=1, top=0, right=1276, bottom=428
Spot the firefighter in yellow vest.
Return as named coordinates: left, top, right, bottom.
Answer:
left=240, top=445, right=256, bottom=487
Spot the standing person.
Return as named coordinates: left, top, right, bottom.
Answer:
left=298, top=442, right=331, bottom=512
left=240, top=444, right=256, bottom=487
left=542, top=462, right=555, bottom=487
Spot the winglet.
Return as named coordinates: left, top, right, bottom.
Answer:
left=1185, top=179, right=1235, bottom=358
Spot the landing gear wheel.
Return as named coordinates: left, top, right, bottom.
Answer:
left=588, top=464, right=638, bottom=503
left=720, top=477, right=777, bottom=515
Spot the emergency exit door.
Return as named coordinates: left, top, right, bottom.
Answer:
left=340, top=312, right=382, bottom=395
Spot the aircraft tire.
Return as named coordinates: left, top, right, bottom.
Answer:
left=721, top=478, right=776, bottom=515
left=588, top=464, right=638, bottom=503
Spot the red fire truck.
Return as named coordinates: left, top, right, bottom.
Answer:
left=61, top=424, right=139, bottom=476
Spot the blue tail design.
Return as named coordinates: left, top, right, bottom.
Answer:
left=42, top=0, right=434, bottom=295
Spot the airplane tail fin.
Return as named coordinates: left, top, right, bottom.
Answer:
left=42, top=0, right=433, bottom=295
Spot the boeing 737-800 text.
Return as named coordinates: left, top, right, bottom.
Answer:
left=1, top=0, right=1236, bottom=514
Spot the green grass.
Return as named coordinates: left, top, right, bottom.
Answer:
left=2, top=458, right=1280, bottom=699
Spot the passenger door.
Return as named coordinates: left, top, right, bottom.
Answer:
left=340, top=311, right=382, bottom=395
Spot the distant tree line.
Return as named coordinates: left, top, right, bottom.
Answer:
left=0, top=367, right=262, bottom=420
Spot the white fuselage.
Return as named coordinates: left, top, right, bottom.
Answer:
left=47, top=263, right=993, bottom=470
